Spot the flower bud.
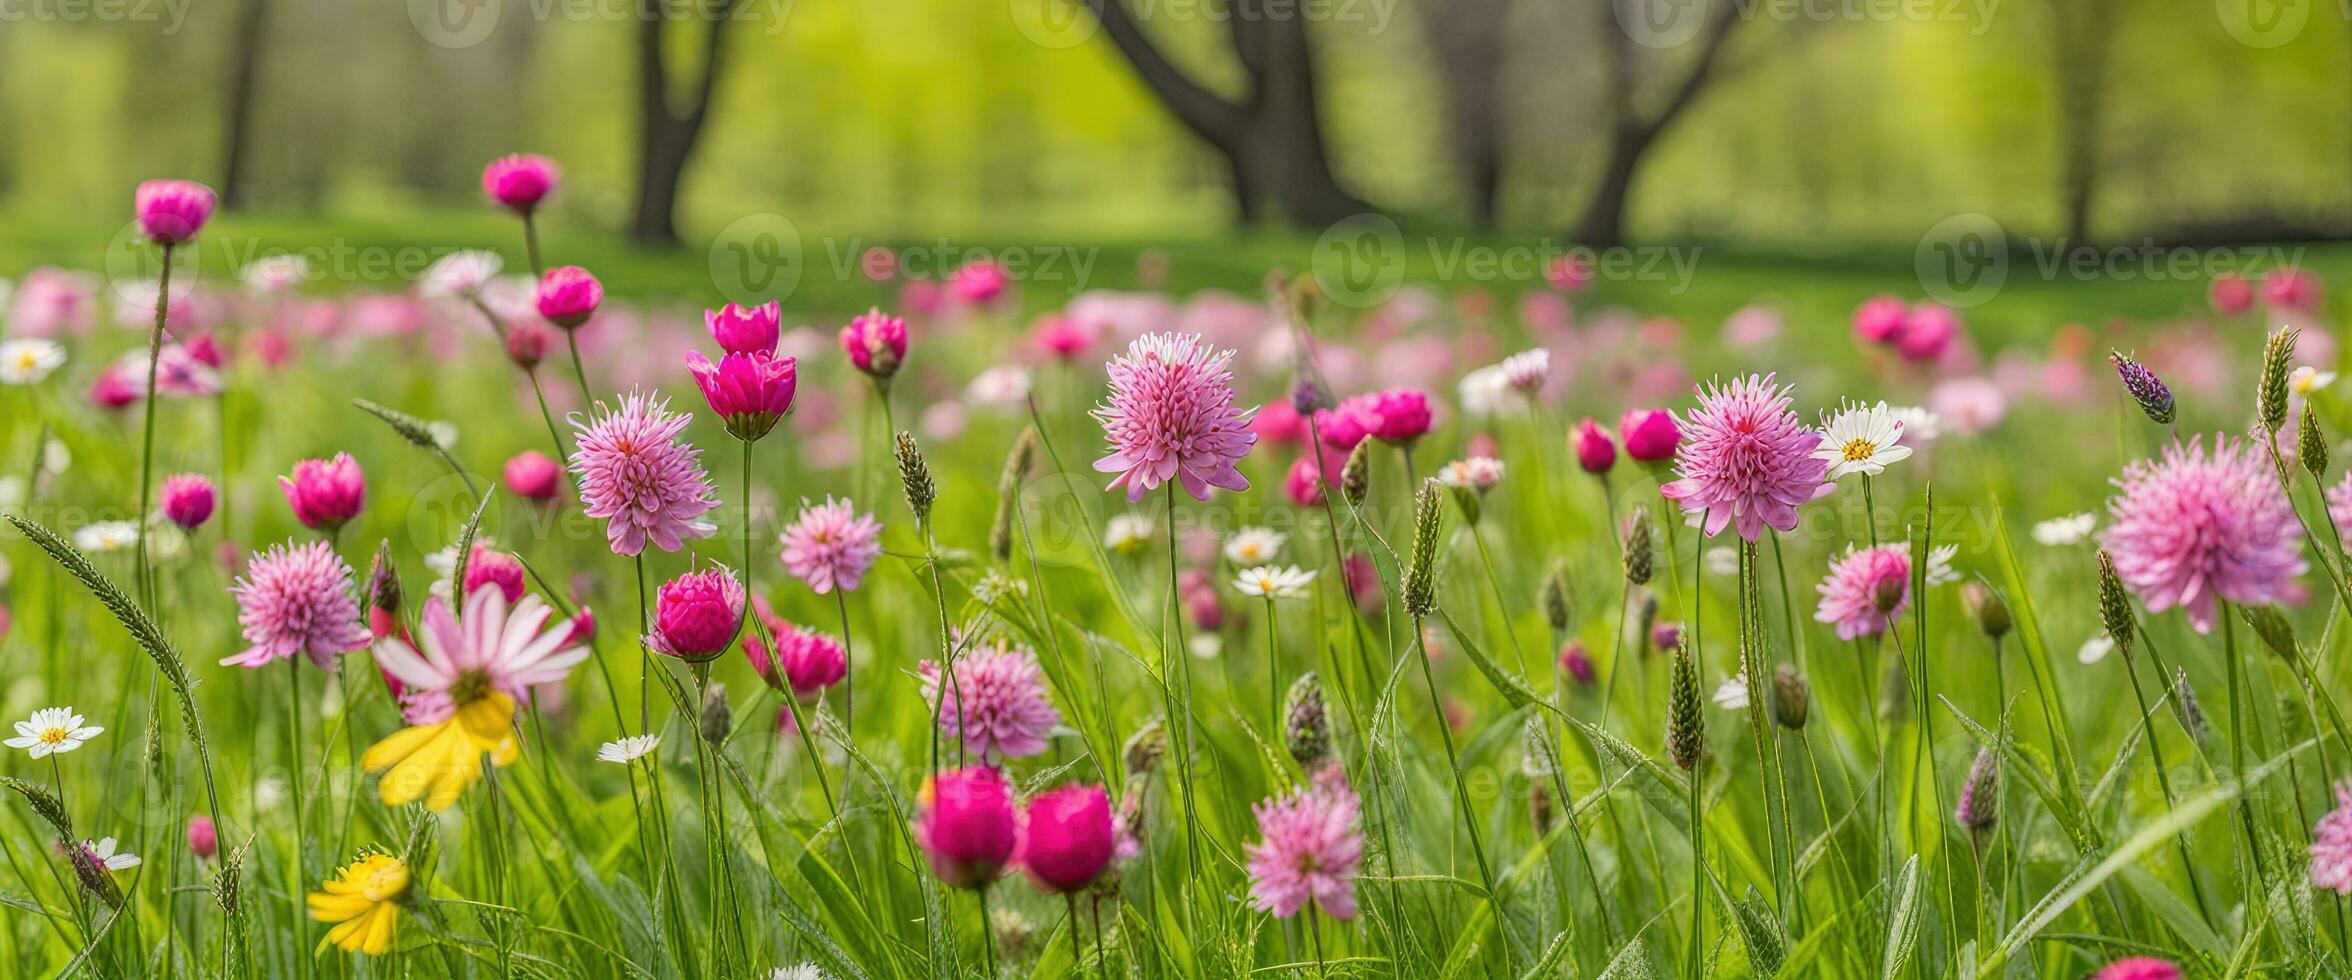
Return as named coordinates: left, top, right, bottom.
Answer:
left=1771, top=663, right=1809, bottom=731
left=1961, top=581, right=2011, bottom=640
left=897, top=431, right=937, bottom=524
left=699, top=682, right=733, bottom=745
left=534, top=266, right=603, bottom=330
left=1340, top=441, right=1370, bottom=507
left=2301, top=405, right=2329, bottom=480
left=1283, top=672, right=1330, bottom=766
left=2107, top=350, right=2175, bottom=426
left=2094, top=549, right=2137, bottom=661
left=1622, top=507, right=1654, bottom=586
left=1541, top=563, right=1572, bottom=633
left=505, top=322, right=549, bottom=368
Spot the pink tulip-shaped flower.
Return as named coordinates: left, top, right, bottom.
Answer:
left=535, top=266, right=602, bottom=329
left=1573, top=418, right=1617, bottom=474
left=2310, top=780, right=2352, bottom=894
left=1246, top=764, right=1363, bottom=919
left=777, top=497, right=883, bottom=594
left=462, top=547, right=527, bottom=604
left=503, top=450, right=563, bottom=502
left=649, top=566, right=744, bottom=661
left=1284, top=455, right=1325, bottom=506
left=280, top=453, right=366, bottom=533
left=685, top=349, right=796, bottom=443
left=840, top=307, right=910, bottom=379
left=159, top=473, right=216, bottom=529
left=1851, top=295, right=1907, bottom=345
left=224, top=540, right=373, bottom=669
left=1895, top=303, right=1959, bottom=363
left=914, top=765, right=1019, bottom=889
left=919, top=641, right=1061, bottom=762
left=949, top=259, right=1011, bottom=305
left=1351, top=389, right=1433, bottom=447
left=1618, top=408, right=1680, bottom=462
left=2266, top=268, right=2323, bottom=315
left=1659, top=375, right=1833, bottom=541
left=570, top=392, right=719, bottom=556
left=2102, top=435, right=2306, bottom=633
left=743, top=600, right=847, bottom=698
left=187, top=815, right=217, bottom=860
left=706, top=302, right=781, bottom=356
left=481, top=155, right=558, bottom=214
left=2095, top=958, right=2181, bottom=980
left=1093, top=332, right=1258, bottom=502
left=2210, top=274, right=2255, bottom=315
left=135, top=180, right=217, bottom=246
left=1017, top=783, right=1115, bottom=894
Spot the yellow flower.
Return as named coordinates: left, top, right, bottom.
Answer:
left=307, top=853, right=409, bottom=955
left=361, top=691, right=519, bottom=811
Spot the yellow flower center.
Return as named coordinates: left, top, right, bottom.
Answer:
left=37, top=727, right=67, bottom=745
left=14, top=354, right=36, bottom=371
left=1840, top=438, right=1878, bottom=462
left=449, top=669, right=493, bottom=706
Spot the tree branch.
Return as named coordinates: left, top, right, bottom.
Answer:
left=1080, top=0, right=1244, bottom=145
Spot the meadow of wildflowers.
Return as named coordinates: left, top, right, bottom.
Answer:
left=0, top=167, right=2349, bottom=980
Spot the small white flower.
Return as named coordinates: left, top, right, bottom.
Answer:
left=964, top=366, right=1033, bottom=408
left=1223, top=527, right=1286, bottom=566
left=1925, top=544, right=1961, bottom=586
left=2292, top=365, right=2337, bottom=396
left=1889, top=406, right=1941, bottom=443
left=0, top=339, right=65, bottom=385
left=428, top=420, right=461, bottom=449
left=1437, top=457, right=1505, bottom=493
left=597, top=734, right=663, bottom=765
left=417, top=250, right=502, bottom=299
left=1104, top=514, right=1155, bottom=556
left=1234, top=565, right=1318, bottom=599
left=2076, top=634, right=2115, bottom=664
left=80, top=837, right=140, bottom=872
left=242, top=254, right=312, bottom=294
left=1498, top=348, right=1549, bottom=394
left=1704, top=546, right=1738, bottom=577
left=1457, top=364, right=1524, bottom=419
left=2032, top=512, right=2097, bottom=547
left=41, top=439, right=68, bottom=477
left=73, top=521, right=140, bottom=554
left=1712, top=674, right=1750, bottom=711
left=4, top=707, right=101, bottom=758
left=1187, top=634, right=1222, bottom=660
left=767, top=966, right=826, bottom=980
left=1815, top=400, right=1913, bottom=479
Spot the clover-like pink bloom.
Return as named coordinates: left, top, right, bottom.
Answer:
left=535, top=266, right=602, bottom=329
left=685, top=350, right=796, bottom=442
left=1031, top=315, right=1093, bottom=361
left=1618, top=408, right=1680, bottom=462
left=743, top=599, right=847, bottom=698
left=159, top=473, right=216, bottom=529
left=280, top=453, right=366, bottom=532
left=373, top=587, right=592, bottom=726
left=1558, top=642, right=1595, bottom=685
left=1544, top=254, right=1591, bottom=292
left=461, top=547, right=527, bottom=604
left=135, top=179, right=217, bottom=245
left=914, top=766, right=1018, bottom=890
left=503, top=450, right=562, bottom=502
left=1311, top=405, right=1369, bottom=451
left=570, top=392, right=719, bottom=556
left=1348, top=388, right=1433, bottom=447
left=2310, top=780, right=2352, bottom=894
left=778, top=497, right=882, bottom=594
left=1659, top=375, right=1833, bottom=541
left=186, top=816, right=217, bottom=860
left=1017, top=783, right=1115, bottom=894
left=481, top=155, right=558, bottom=214
left=224, top=540, right=373, bottom=669
left=649, top=566, right=744, bottom=660
left=705, top=302, right=781, bottom=356
left=2094, top=958, right=2181, bottom=980
left=1573, top=417, right=1616, bottom=474
left=840, top=307, right=909, bottom=378
left=1814, top=544, right=1912, bottom=641
left=1093, top=332, right=1257, bottom=502
left=1851, top=295, right=1907, bottom=344
left=1245, top=764, right=1363, bottom=919
left=919, top=641, right=1061, bottom=762
left=2102, top=435, right=2305, bottom=633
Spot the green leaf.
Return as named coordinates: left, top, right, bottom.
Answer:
left=1880, top=854, right=1921, bottom=979
left=1436, top=609, right=1540, bottom=709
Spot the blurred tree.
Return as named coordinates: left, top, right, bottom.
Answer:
left=218, top=0, right=270, bottom=208
left=2047, top=0, right=2116, bottom=245
left=634, top=0, right=747, bottom=244
left=1425, top=0, right=1510, bottom=226
left=1579, top=0, right=1750, bottom=246
left=1078, top=0, right=1371, bottom=225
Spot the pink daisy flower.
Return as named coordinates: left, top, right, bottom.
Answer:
left=1245, top=764, right=1363, bottom=919
left=2311, top=780, right=2352, bottom=894
left=777, top=497, right=882, bottom=594
left=1659, top=374, right=1834, bottom=541
left=1814, top=544, right=1910, bottom=640
left=918, top=641, right=1061, bottom=761
left=1092, top=332, right=1258, bottom=502
left=2102, top=435, right=2305, bottom=633
left=224, top=540, right=372, bottom=669
left=373, top=586, right=592, bottom=726
left=2327, top=471, right=2352, bottom=530
left=2094, top=958, right=2181, bottom=980
left=569, top=392, right=719, bottom=557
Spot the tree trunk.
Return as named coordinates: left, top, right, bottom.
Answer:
left=630, top=0, right=742, bottom=246
left=1577, top=126, right=1650, bottom=248
left=218, top=0, right=270, bottom=207
left=1427, top=0, right=1509, bottom=225
left=633, top=118, right=692, bottom=244
left=1574, top=0, right=1745, bottom=246
left=2051, top=0, right=2112, bottom=247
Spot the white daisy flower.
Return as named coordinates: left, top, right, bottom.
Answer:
left=597, top=734, right=662, bottom=765
left=242, top=254, right=312, bottom=294
left=1104, top=514, right=1155, bottom=556
left=1437, top=457, right=1506, bottom=493
left=1223, top=527, right=1286, bottom=566
left=1234, top=565, right=1317, bottom=599
left=2076, top=634, right=2115, bottom=664
left=4, top=707, right=102, bottom=758
left=1889, top=406, right=1940, bottom=443
left=416, top=250, right=502, bottom=299
left=1457, top=364, right=1524, bottom=419
left=1187, top=634, right=1222, bottom=660
left=1815, top=400, right=1913, bottom=479
left=768, top=967, right=825, bottom=980
left=1925, top=544, right=1961, bottom=586
left=73, top=521, right=140, bottom=554
left=2292, top=365, right=2337, bottom=396
left=1712, top=674, right=1750, bottom=711
left=2032, top=512, right=2097, bottom=547
left=79, top=837, right=140, bottom=872
left=1498, top=349, right=1549, bottom=394
left=964, top=366, right=1033, bottom=408
left=0, top=339, right=65, bottom=385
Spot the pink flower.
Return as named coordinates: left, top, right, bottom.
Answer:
left=1342, top=552, right=1381, bottom=615
left=8, top=268, right=94, bottom=337
left=705, top=302, right=781, bottom=356
left=1252, top=398, right=1308, bottom=448
left=373, top=587, right=591, bottom=725
left=949, top=259, right=1011, bottom=305
left=914, top=766, right=1018, bottom=889
left=1311, top=406, right=1369, bottom=451
left=1896, top=303, right=1960, bottom=362
left=778, top=497, right=882, bottom=594
left=2310, top=780, right=2352, bottom=894
left=224, top=540, right=372, bottom=669
left=1813, top=544, right=1912, bottom=640
left=1659, top=375, right=1833, bottom=541
left=1031, top=315, right=1093, bottom=360
left=462, top=547, right=526, bottom=604
left=535, top=267, right=602, bottom=329
left=1245, top=765, right=1363, bottom=919
left=1284, top=455, right=1326, bottom=506
left=1573, top=418, right=1617, bottom=474
left=503, top=451, right=563, bottom=502
left=744, top=600, right=846, bottom=697
left=1093, top=333, right=1258, bottom=502
left=186, top=816, right=217, bottom=860
left=569, top=392, right=719, bottom=556
left=159, top=474, right=216, bottom=529
left=2266, top=268, right=2323, bottom=315
left=1350, top=388, right=1434, bottom=447
left=1852, top=295, right=1907, bottom=344
left=89, top=365, right=138, bottom=409
left=919, top=641, right=1061, bottom=762
left=279, top=453, right=365, bottom=532
left=1017, top=783, right=1115, bottom=894
left=1928, top=377, right=2008, bottom=435
left=2094, top=958, right=2181, bottom=980
left=1544, top=254, right=1591, bottom=292
left=2330, top=472, right=2352, bottom=530
left=685, top=350, right=796, bottom=442
left=135, top=179, right=217, bottom=245
left=840, top=307, right=909, bottom=378
left=2103, top=435, right=2306, bottom=633
left=1558, top=642, right=1595, bottom=685
left=505, top=322, right=549, bottom=368
left=2211, top=274, right=2255, bottom=315
left=481, top=155, right=558, bottom=214
left=649, top=567, right=744, bottom=660
left=1618, top=408, right=1680, bottom=462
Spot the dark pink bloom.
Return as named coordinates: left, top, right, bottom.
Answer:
left=505, top=321, right=550, bottom=368
left=135, top=179, right=217, bottom=245
left=1031, top=315, right=1093, bottom=360
left=1896, top=303, right=1960, bottom=362
left=1180, top=569, right=1226, bottom=631
left=183, top=332, right=226, bottom=369
left=1017, top=783, right=1115, bottom=894
left=565, top=607, right=598, bottom=648
left=1246, top=764, right=1363, bottom=919
left=2103, top=435, right=2306, bottom=633
left=1311, top=406, right=1369, bottom=451
left=2310, top=780, right=2352, bottom=894
left=1617, top=408, right=1680, bottom=462
left=1558, top=642, right=1595, bottom=685
left=1852, top=295, right=1907, bottom=344
left=1352, top=388, right=1433, bottom=446
left=535, top=266, right=602, bottom=329
left=279, top=453, right=365, bottom=532
left=1342, top=552, right=1381, bottom=615
left=743, top=600, right=847, bottom=698
left=569, top=392, right=719, bottom=556
left=2266, top=268, right=2323, bottom=315
left=1252, top=398, right=1308, bottom=448
left=462, top=547, right=527, bottom=604
left=1814, top=544, right=1913, bottom=640
left=2094, top=959, right=2181, bottom=980
left=1544, top=254, right=1591, bottom=292
left=481, top=155, right=558, bottom=213
left=1652, top=622, right=1682, bottom=651
left=650, top=567, right=744, bottom=660
left=839, top=307, right=910, bottom=378
left=89, top=368, right=137, bottom=410
left=949, top=259, right=1011, bottom=305
left=919, top=641, right=1061, bottom=761
left=705, top=302, right=781, bottom=356
left=685, top=350, right=797, bottom=442
left=1659, top=375, right=1832, bottom=541
left=1573, top=417, right=1617, bottom=474
left=159, top=473, right=216, bottom=529
left=503, top=450, right=563, bottom=502
left=1284, top=456, right=1325, bottom=506
left=187, top=815, right=217, bottom=860
left=1092, top=333, right=1257, bottom=502
left=2211, top=274, right=2255, bottom=315
left=777, top=497, right=882, bottom=594
left=914, top=766, right=1019, bottom=889
left=224, top=540, right=372, bottom=669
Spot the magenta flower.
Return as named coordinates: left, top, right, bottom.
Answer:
left=461, top=547, right=526, bottom=604
left=1349, top=388, right=1434, bottom=447
left=373, top=587, right=591, bottom=725
left=914, top=766, right=1018, bottom=889
left=224, top=540, right=372, bottom=669
left=1245, top=764, right=1363, bottom=919
left=2210, top=274, right=2255, bottom=315
left=569, top=392, right=719, bottom=556
left=649, top=566, right=744, bottom=661
left=1558, top=642, right=1595, bottom=685
left=186, top=815, right=217, bottom=860
left=1284, top=455, right=1325, bottom=506
left=1017, top=783, right=1115, bottom=894
left=2094, top=959, right=2181, bottom=980
left=2310, top=780, right=2352, bottom=894
left=685, top=350, right=796, bottom=442
left=1896, top=303, right=1959, bottom=362
left=503, top=450, right=563, bottom=502
left=158, top=473, right=216, bottom=530
left=2266, top=268, right=2323, bottom=315
left=481, top=155, right=558, bottom=214
left=135, top=179, right=217, bottom=246
left=1311, top=406, right=1369, bottom=451
left=1031, top=315, right=1093, bottom=361
left=777, top=497, right=882, bottom=594
left=1573, top=417, right=1617, bottom=474
left=1658, top=375, right=1833, bottom=541
left=1618, top=408, right=1680, bottom=462
left=949, top=259, right=1010, bottom=305
left=280, top=453, right=366, bottom=533
left=705, top=302, right=781, bottom=356
left=744, top=599, right=846, bottom=697
left=1851, top=295, right=1907, bottom=345
left=1814, top=544, right=1912, bottom=640
left=839, top=307, right=909, bottom=378
left=1092, top=332, right=1258, bottom=502
left=919, top=641, right=1061, bottom=762
left=2102, top=435, right=2305, bottom=633
left=535, top=266, right=602, bottom=329
left=505, top=322, right=549, bottom=368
